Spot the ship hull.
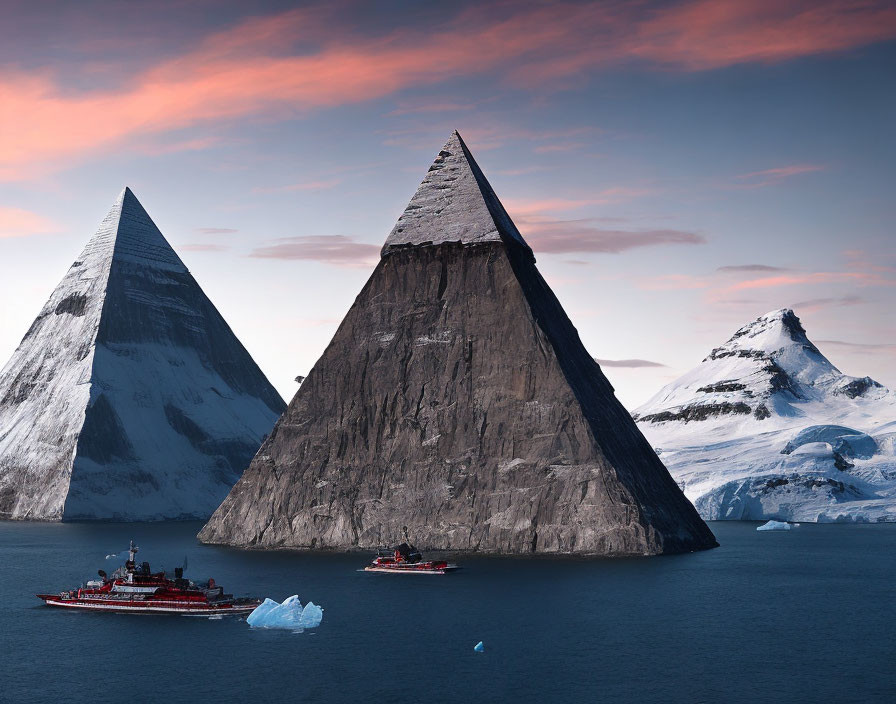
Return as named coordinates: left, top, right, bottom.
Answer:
left=36, top=594, right=260, bottom=615
left=363, top=564, right=459, bottom=575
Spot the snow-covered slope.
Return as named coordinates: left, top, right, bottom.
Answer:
left=0, top=188, right=285, bottom=521
left=634, top=309, right=896, bottom=522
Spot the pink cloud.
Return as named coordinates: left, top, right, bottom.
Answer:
left=0, top=206, right=59, bottom=238
left=596, top=358, right=667, bottom=368
left=731, top=164, right=826, bottom=189
left=2, top=2, right=893, bottom=178
left=525, top=222, right=705, bottom=254
left=131, top=136, right=223, bottom=156
left=195, top=227, right=238, bottom=235
left=504, top=188, right=652, bottom=216
left=503, top=192, right=702, bottom=255
left=505, top=0, right=896, bottom=80
left=728, top=272, right=883, bottom=290
left=249, top=235, right=380, bottom=267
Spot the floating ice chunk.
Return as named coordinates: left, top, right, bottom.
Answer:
left=246, top=598, right=278, bottom=625
left=300, top=602, right=323, bottom=628
left=474, top=641, right=484, bottom=652
left=757, top=520, right=791, bottom=531
left=105, top=550, right=128, bottom=560
left=247, top=596, right=324, bottom=630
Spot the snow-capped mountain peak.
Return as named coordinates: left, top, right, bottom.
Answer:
left=634, top=309, right=885, bottom=429
left=633, top=308, right=896, bottom=523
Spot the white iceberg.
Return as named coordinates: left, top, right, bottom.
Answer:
left=246, top=595, right=323, bottom=630
left=756, top=520, right=792, bottom=531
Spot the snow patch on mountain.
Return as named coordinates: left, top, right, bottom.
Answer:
left=634, top=309, right=896, bottom=523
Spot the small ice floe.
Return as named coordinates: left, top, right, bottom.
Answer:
left=757, top=520, right=792, bottom=531
left=474, top=641, right=484, bottom=653
left=246, top=595, right=324, bottom=630
left=105, top=550, right=127, bottom=560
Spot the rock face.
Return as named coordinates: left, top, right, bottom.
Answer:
left=635, top=309, right=896, bottom=522
left=0, top=188, right=285, bottom=520
left=200, top=131, right=716, bottom=555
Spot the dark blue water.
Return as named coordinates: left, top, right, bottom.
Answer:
left=2, top=521, right=894, bottom=704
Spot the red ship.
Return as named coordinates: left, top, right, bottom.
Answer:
left=364, top=543, right=459, bottom=575
left=36, top=541, right=261, bottom=616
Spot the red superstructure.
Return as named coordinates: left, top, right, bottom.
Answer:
left=364, top=543, right=459, bottom=575
left=36, top=541, right=261, bottom=615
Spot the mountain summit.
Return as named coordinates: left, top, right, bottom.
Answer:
left=0, top=188, right=285, bottom=520
left=635, top=309, right=896, bottom=522
left=634, top=308, right=884, bottom=428
left=383, top=130, right=532, bottom=254
left=200, top=132, right=716, bottom=556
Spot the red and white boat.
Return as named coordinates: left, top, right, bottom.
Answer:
left=364, top=543, right=459, bottom=575
left=36, top=541, right=261, bottom=616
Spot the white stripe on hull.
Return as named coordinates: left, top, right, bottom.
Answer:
left=42, top=600, right=255, bottom=615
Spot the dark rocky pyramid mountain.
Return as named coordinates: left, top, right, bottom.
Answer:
left=0, top=188, right=285, bottom=520
left=200, top=132, right=716, bottom=555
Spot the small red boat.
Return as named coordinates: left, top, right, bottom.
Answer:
left=364, top=543, right=459, bottom=575
left=36, top=541, right=261, bottom=616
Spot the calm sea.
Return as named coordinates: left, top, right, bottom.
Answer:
left=1, top=520, right=894, bottom=703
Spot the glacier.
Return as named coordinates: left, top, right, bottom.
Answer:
left=634, top=309, right=896, bottom=523
left=246, top=596, right=324, bottom=630
left=0, top=188, right=285, bottom=521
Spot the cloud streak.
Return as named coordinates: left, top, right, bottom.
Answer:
left=502, top=192, right=706, bottom=255
left=596, top=358, right=667, bottom=368
left=790, top=295, right=865, bottom=311
left=249, top=235, right=380, bottom=267
left=524, top=221, right=706, bottom=254
left=195, top=227, right=238, bottom=235
left=718, top=264, right=790, bottom=273
left=3, top=1, right=895, bottom=177
left=0, top=206, right=59, bottom=238
left=728, top=271, right=893, bottom=291
left=732, top=164, right=826, bottom=189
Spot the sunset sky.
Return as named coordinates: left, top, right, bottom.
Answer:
left=1, top=0, right=894, bottom=408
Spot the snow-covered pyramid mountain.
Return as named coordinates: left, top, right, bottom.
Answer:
left=0, top=188, right=285, bottom=521
left=634, top=309, right=896, bottom=522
